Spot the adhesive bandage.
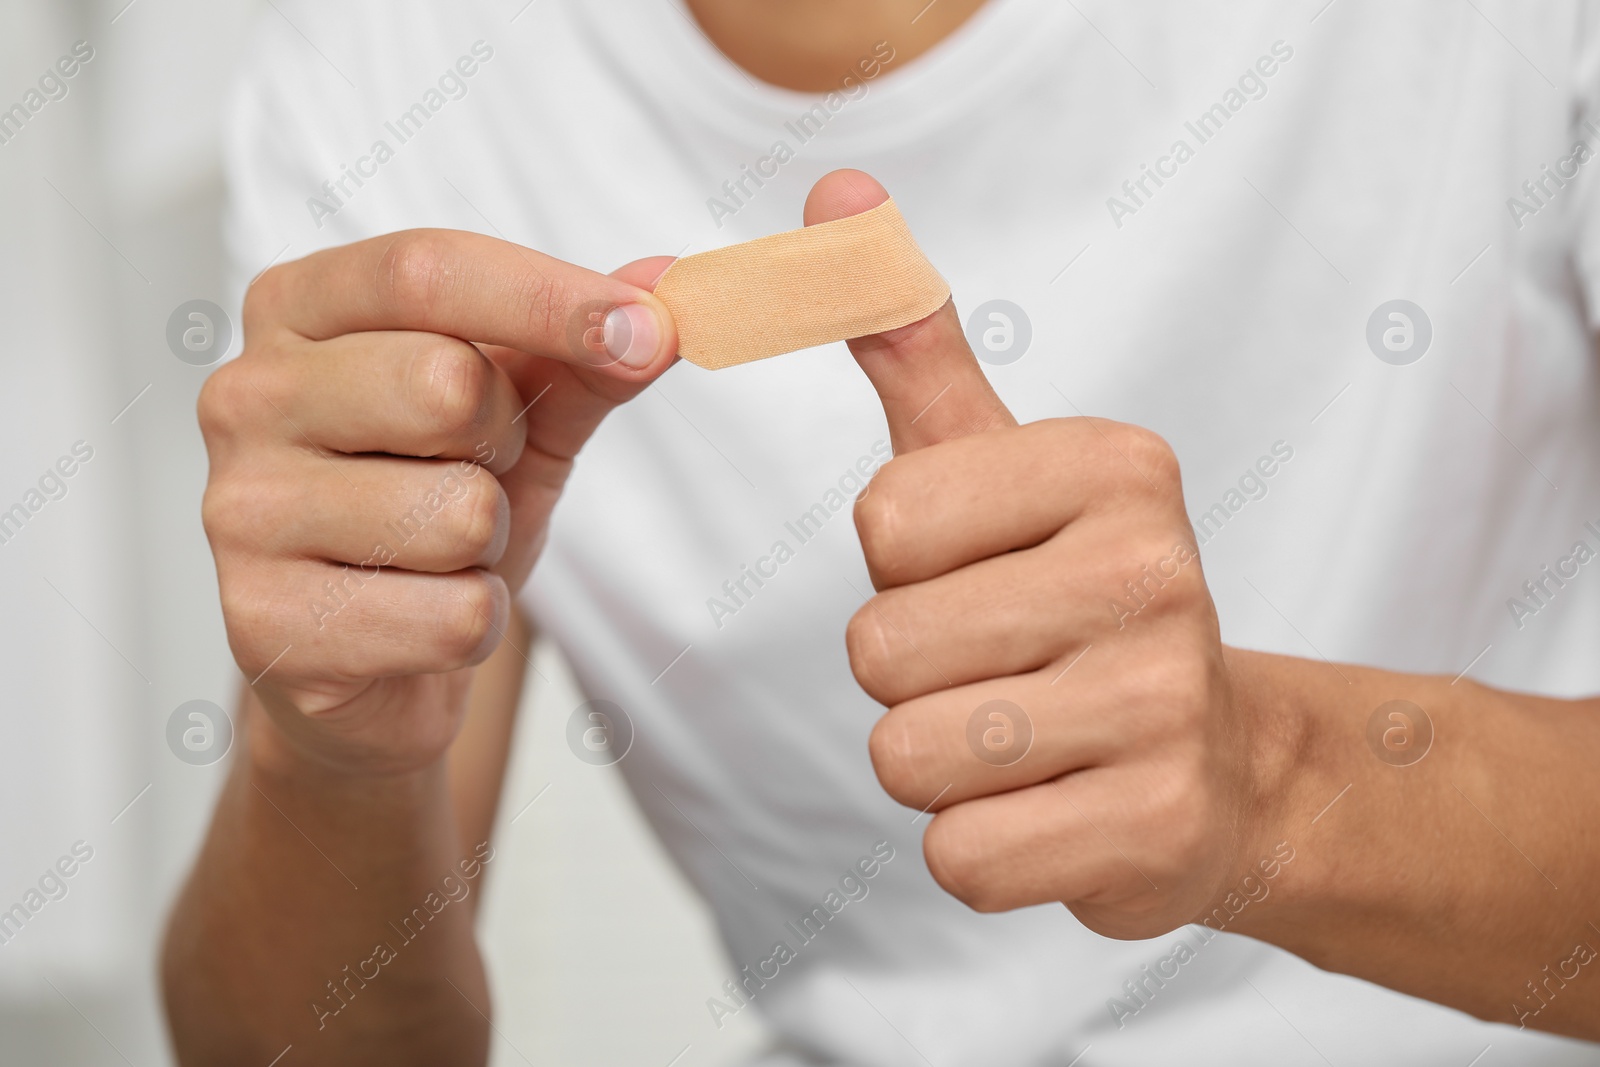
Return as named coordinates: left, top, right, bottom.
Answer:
left=655, top=198, right=950, bottom=370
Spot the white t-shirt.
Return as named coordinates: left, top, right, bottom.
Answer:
left=225, top=1, right=1600, bottom=1062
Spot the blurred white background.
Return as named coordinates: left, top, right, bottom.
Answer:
left=0, top=1, right=767, bottom=1063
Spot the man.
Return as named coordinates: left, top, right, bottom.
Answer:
left=164, top=0, right=1600, bottom=1063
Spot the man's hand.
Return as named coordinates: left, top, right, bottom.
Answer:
left=810, top=172, right=1265, bottom=940
left=853, top=421, right=1254, bottom=938
left=199, top=231, right=677, bottom=775
left=826, top=168, right=1600, bottom=1041
left=168, top=232, right=678, bottom=1066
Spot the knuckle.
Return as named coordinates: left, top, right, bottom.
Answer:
left=198, top=483, right=225, bottom=539
left=1110, top=537, right=1172, bottom=606
left=1131, top=533, right=1181, bottom=573
left=241, top=264, right=288, bottom=330
left=438, top=573, right=500, bottom=663
left=451, top=475, right=507, bottom=565
left=1117, top=424, right=1183, bottom=495
left=196, top=360, right=253, bottom=442
left=844, top=604, right=895, bottom=702
left=377, top=230, right=451, bottom=316
left=1116, top=536, right=1208, bottom=623
left=409, top=339, right=489, bottom=445
left=214, top=573, right=251, bottom=630
left=923, top=812, right=999, bottom=911
left=216, top=574, right=277, bottom=664
left=199, top=477, right=248, bottom=544
left=1165, top=564, right=1210, bottom=614
left=854, top=465, right=907, bottom=577
left=866, top=712, right=922, bottom=805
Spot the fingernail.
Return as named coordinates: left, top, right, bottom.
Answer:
left=603, top=304, right=661, bottom=369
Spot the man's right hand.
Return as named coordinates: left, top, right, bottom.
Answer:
left=197, top=230, right=677, bottom=777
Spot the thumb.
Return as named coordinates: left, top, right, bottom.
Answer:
left=804, top=169, right=1015, bottom=453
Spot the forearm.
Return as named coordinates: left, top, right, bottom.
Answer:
left=1225, top=648, right=1600, bottom=1038
left=162, top=692, right=491, bottom=1066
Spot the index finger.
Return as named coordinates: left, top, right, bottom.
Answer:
left=247, top=229, right=677, bottom=377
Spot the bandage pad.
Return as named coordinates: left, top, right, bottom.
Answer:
left=655, top=198, right=951, bottom=371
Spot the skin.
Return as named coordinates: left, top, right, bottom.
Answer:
left=165, top=229, right=683, bottom=1063
left=683, top=0, right=991, bottom=91
left=826, top=167, right=1600, bottom=1039
left=164, top=3, right=1600, bottom=1062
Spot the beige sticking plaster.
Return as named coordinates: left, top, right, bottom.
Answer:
left=655, top=198, right=951, bottom=370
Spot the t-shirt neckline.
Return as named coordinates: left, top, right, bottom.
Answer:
left=617, top=0, right=1065, bottom=154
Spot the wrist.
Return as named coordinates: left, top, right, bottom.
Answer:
left=1225, top=646, right=1313, bottom=850
left=1196, top=647, right=1315, bottom=936
left=1210, top=650, right=1455, bottom=947
left=244, top=688, right=447, bottom=799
